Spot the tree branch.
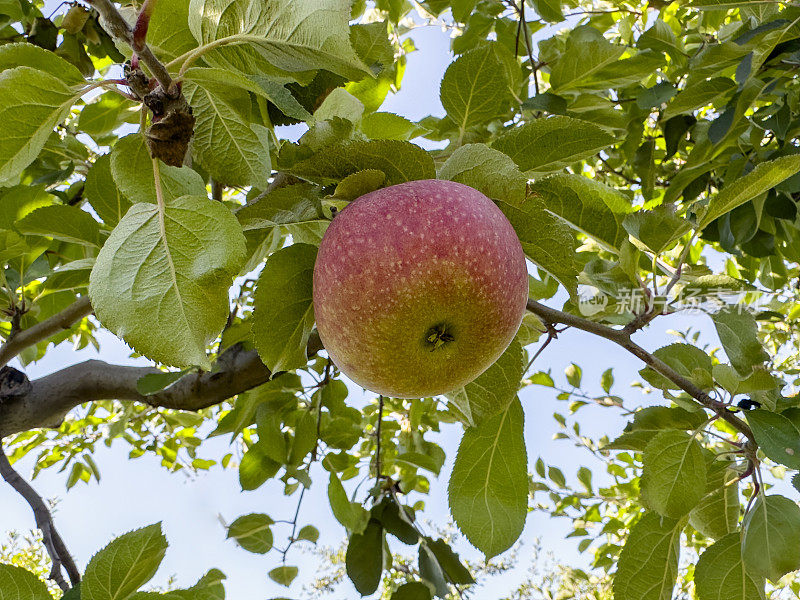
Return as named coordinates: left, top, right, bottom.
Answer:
left=0, top=296, right=754, bottom=449
left=0, top=296, right=92, bottom=370
left=85, top=0, right=173, bottom=91
left=0, top=336, right=322, bottom=437
left=526, top=299, right=756, bottom=443
left=0, top=443, right=80, bottom=591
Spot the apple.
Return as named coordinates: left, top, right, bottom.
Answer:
left=312, top=179, right=528, bottom=398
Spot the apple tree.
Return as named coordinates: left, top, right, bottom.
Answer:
left=2, top=0, right=800, bottom=598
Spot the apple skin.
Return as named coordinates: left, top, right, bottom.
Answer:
left=313, top=179, right=528, bottom=398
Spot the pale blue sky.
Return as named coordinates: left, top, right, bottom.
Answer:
left=1, top=4, right=733, bottom=599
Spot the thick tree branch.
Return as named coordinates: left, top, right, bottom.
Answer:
left=0, top=444, right=80, bottom=590
left=0, top=296, right=92, bottom=370
left=85, top=0, right=173, bottom=91
left=0, top=336, right=322, bottom=437
left=526, top=299, right=756, bottom=443
left=0, top=295, right=753, bottom=449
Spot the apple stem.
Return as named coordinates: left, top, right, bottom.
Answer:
left=425, top=323, right=455, bottom=351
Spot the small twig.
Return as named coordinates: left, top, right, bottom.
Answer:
left=518, top=3, right=539, bottom=96
left=311, top=359, right=331, bottom=462
left=279, top=485, right=307, bottom=562
left=84, top=0, right=173, bottom=91
left=375, top=395, right=384, bottom=486
left=663, top=234, right=697, bottom=297
left=211, top=180, right=224, bottom=202
left=598, top=155, right=639, bottom=185
left=524, top=322, right=560, bottom=372
left=563, top=8, right=643, bottom=17
left=0, top=296, right=92, bottom=369
left=0, top=443, right=80, bottom=590
left=525, top=299, right=756, bottom=443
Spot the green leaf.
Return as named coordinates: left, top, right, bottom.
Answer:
left=448, top=397, right=527, bottom=559
left=361, top=112, right=428, bottom=141
left=78, top=93, right=136, bottom=140
left=742, top=495, right=800, bottom=581
left=445, top=340, right=524, bottom=425
left=297, top=525, right=319, bottom=543
left=164, top=570, right=226, bottom=600
left=579, top=51, right=666, bottom=91
left=493, top=116, right=615, bottom=176
left=601, top=368, right=614, bottom=393
left=183, top=67, right=311, bottom=121
left=268, top=566, right=299, bottom=587
left=239, top=441, right=280, bottom=490
left=333, top=170, right=386, bottom=200
left=565, top=363, right=582, bottom=387
left=314, top=87, right=364, bottom=123
left=521, top=92, right=567, bottom=115
left=89, top=195, right=246, bottom=369
left=227, top=513, right=274, bottom=554
left=497, top=196, right=580, bottom=298
left=394, top=452, right=442, bottom=475
left=695, top=532, right=765, bottom=600
left=440, top=44, right=511, bottom=132
left=0, top=564, right=52, bottom=600
left=148, top=0, right=197, bottom=62
left=639, top=344, right=713, bottom=391
left=663, top=77, right=736, bottom=120
left=16, top=204, right=102, bottom=247
left=0, top=67, right=77, bottom=183
left=187, top=0, right=369, bottom=81
left=699, top=155, right=800, bottom=229
left=641, top=430, right=707, bottom=517
left=530, top=0, right=563, bottom=22
left=62, top=585, right=81, bottom=600
left=249, top=75, right=313, bottom=121
left=688, top=0, right=760, bottom=8
left=237, top=184, right=325, bottom=232
left=85, top=154, right=133, bottom=228
left=548, top=25, right=626, bottom=92
left=689, top=459, right=739, bottom=540
left=605, top=406, right=707, bottom=451
left=288, top=139, right=436, bottom=185
left=136, top=370, right=190, bottom=395
left=531, top=174, right=634, bottom=250
left=622, top=206, right=692, bottom=254
left=0, top=42, right=84, bottom=85
left=182, top=78, right=271, bottom=188
left=613, top=512, right=681, bottom=600
left=376, top=499, right=419, bottom=545
left=746, top=410, right=800, bottom=470
left=82, top=524, right=168, bottom=600
left=346, top=519, right=384, bottom=595
left=391, top=582, right=432, bottom=600
left=636, top=82, right=677, bottom=110
left=288, top=409, right=317, bottom=465
left=110, top=135, right=207, bottom=205
left=328, top=471, right=370, bottom=534
left=686, top=42, right=750, bottom=87
left=418, top=544, right=447, bottom=598
left=252, top=243, right=316, bottom=373
left=712, top=308, right=769, bottom=376
left=426, top=538, right=475, bottom=585
left=438, top=143, right=526, bottom=206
